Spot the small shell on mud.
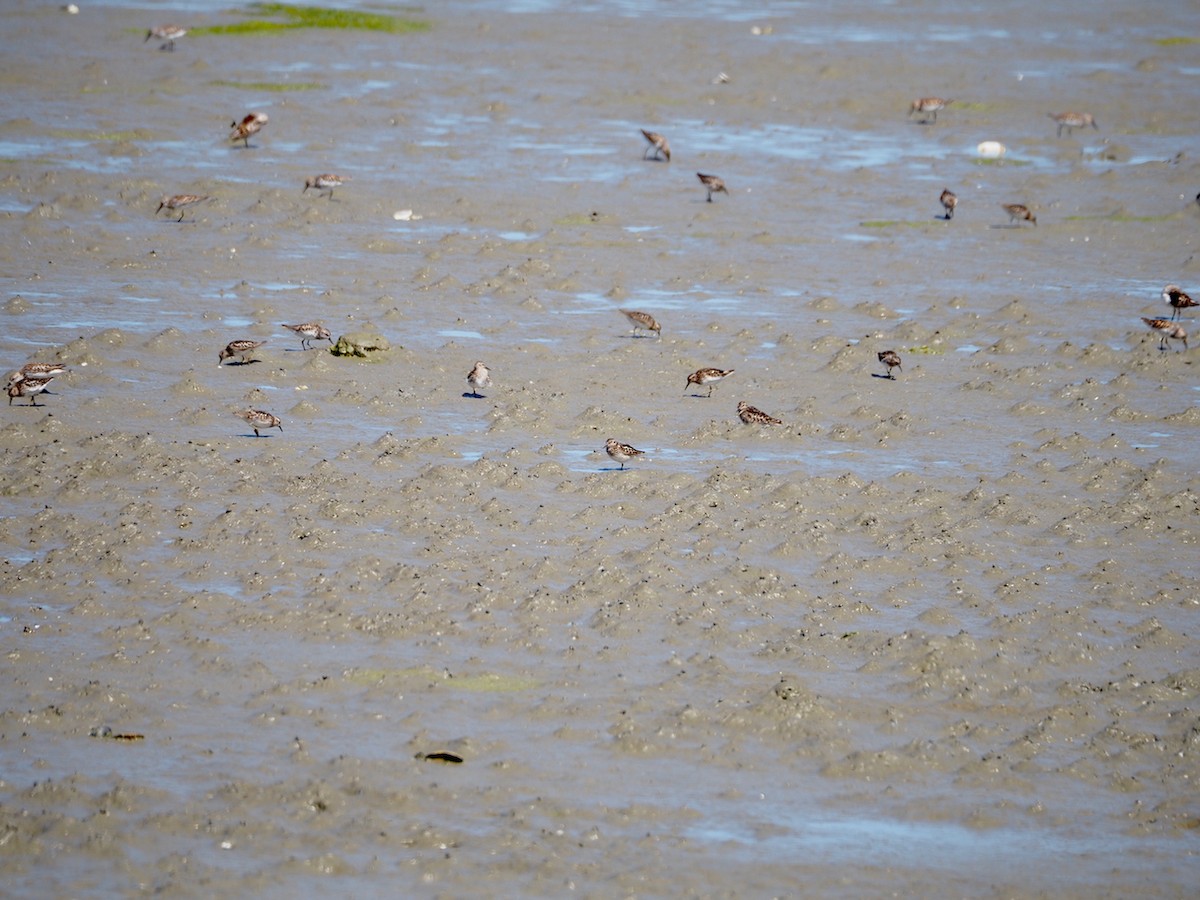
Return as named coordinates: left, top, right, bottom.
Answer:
left=393, top=209, right=421, bottom=221
left=976, top=141, right=1007, bottom=158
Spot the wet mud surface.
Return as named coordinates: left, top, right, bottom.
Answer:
left=1, top=1, right=1198, bottom=895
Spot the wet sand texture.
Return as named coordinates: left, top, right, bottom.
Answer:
left=1, top=1, right=1198, bottom=896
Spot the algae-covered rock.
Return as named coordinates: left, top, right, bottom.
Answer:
left=331, top=330, right=390, bottom=358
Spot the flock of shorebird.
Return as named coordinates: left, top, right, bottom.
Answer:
left=9, top=38, right=1192, bottom=472
left=596, top=307, right=902, bottom=470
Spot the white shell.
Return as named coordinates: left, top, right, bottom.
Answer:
left=976, top=141, right=1007, bottom=159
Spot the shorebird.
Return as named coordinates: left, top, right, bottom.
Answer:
left=230, top=112, right=268, bottom=148
left=1162, top=284, right=1197, bottom=321
left=940, top=189, right=958, bottom=220
left=909, top=97, right=951, bottom=124
left=697, top=172, right=728, bottom=202
left=684, top=367, right=735, bottom=397
left=236, top=408, right=283, bottom=437
left=619, top=309, right=661, bottom=339
left=640, top=129, right=671, bottom=162
left=1048, top=112, right=1098, bottom=138
left=878, top=350, right=902, bottom=379
left=466, top=360, right=491, bottom=398
left=156, top=194, right=208, bottom=222
left=605, top=438, right=645, bottom=470
left=1002, top=203, right=1037, bottom=226
left=7, top=375, right=54, bottom=406
left=218, top=339, right=266, bottom=365
left=303, top=174, right=348, bottom=200
left=280, top=322, right=332, bottom=350
left=145, top=24, right=187, bottom=51
left=8, top=362, right=67, bottom=386
left=737, top=401, right=783, bottom=425
left=1142, top=317, right=1187, bottom=352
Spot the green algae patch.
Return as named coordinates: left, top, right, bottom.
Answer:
left=52, top=129, right=155, bottom=142
left=859, top=220, right=932, bottom=229
left=971, top=156, right=1030, bottom=167
left=905, top=345, right=943, bottom=355
left=449, top=673, right=540, bottom=693
left=1153, top=36, right=1199, bottom=46
left=192, top=3, right=430, bottom=36
left=1064, top=213, right=1174, bottom=223
left=211, top=79, right=326, bottom=92
left=344, top=667, right=538, bottom=692
left=331, top=330, right=390, bottom=359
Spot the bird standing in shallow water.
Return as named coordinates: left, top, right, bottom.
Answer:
left=640, top=129, right=671, bottom=162
left=219, top=339, right=266, bottom=365
left=145, top=24, right=187, bottom=51
left=1142, top=317, right=1187, bottom=352
left=7, top=375, right=54, bottom=406
left=1162, top=284, right=1197, bottom=321
left=940, top=189, right=957, bottom=220
left=909, top=97, right=951, bottom=124
left=697, top=172, right=727, bottom=202
left=303, top=174, right=348, bottom=199
left=1048, top=112, right=1098, bottom=137
left=684, top=368, right=734, bottom=397
left=466, top=361, right=491, bottom=398
left=605, top=438, right=645, bottom=470
left=236, top=408, right=283, bottom=437
left=619, top=309, right=661, bottom=339
left=280, top=323, right=332, bottom=350
left=878, top=350, right=902, bottom=379
left=156, top=194, right=208, bottom=222
left=8, top=362, right=67, bottom=386
left=1002, top=203, right=1037, bottom=226
left=230, top=112, right=268, bottom=148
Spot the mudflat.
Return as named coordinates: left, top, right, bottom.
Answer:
left=1, top=1, right=1198, bottom=896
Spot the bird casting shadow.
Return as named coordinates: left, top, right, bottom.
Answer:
left=870, top=373, right=898, bottom=380
left=462, top=391, right=487, bottom=399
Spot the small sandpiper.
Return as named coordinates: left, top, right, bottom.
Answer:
left=1048, top=111, right=1098, bottom=138
left=697, top=172, right=728, bottom=203
left=230, top=112, right=268, bottom=149
left=909, top=97, right=951, bottom=124
left=303, top=174, right=348, bottom=200
left=466, top=360, right=491, bottom=398
left=737, top=401, right=783, bottom=425
left=640, top=129, right=671, bottom=162
left=156, top=194, right=208, bottom=222
left=145, top=24, right=187, bottom=51
left=8, top=362, right=67, bottom=386
left=684, top=367, right=735, bottom=397
left=218, top=339, right=267, bottom=366
left=1162, top=284, right=1197, bottom=321
left=280, top=323, right=332, bottom=350
left=878, top=350, right=903, bottom=379
left=236, top=408, right=283, bottom=437
left=1142, top=317, right=1187, bottom=352
left=940, top=189, right=957, bottom=220
left=605, top=438, right=645, bottom=470
left=619, top=309, right=661, bottom=339
left=1002, top=203, right=1037, bottom=226
left=7, top=374, right=54, bottom=406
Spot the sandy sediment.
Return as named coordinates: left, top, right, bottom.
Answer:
left=0, top=1, right=1198, bottom=896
